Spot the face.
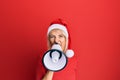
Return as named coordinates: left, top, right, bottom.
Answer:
left=48, top=29, right=67, bottom=52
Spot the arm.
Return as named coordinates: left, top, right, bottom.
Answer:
left=42, top=71, right=54, bottom=80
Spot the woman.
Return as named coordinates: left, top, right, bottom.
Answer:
left=36, top=19, right=77, bottom=80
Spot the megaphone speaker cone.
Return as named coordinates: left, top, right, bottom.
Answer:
left=42, top=49, right=68, bottom=72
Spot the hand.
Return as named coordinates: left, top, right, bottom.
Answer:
left=42, top=70, right=54, bottom=80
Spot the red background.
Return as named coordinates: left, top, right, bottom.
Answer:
left=0, top=0, right=120, bottom=80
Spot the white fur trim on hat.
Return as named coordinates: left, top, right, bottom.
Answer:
left=66, top=50, right=74, bottom=58
left=47, top=24, right=68, bottom=38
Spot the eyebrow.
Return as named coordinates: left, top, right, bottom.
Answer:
left=49, top=33, right=65, bottom=36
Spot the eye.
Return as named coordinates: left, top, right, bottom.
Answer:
left=59, top=35, right=64, bottom=38
left=49, top=35, right=55, bottom=39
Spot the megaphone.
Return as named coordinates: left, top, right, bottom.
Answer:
left=42, top=44, right=68, bottom=72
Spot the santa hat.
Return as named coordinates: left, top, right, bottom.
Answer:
left=47, top=19, right=74, bottom=58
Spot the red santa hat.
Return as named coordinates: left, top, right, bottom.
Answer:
left=47, top=18, right=74, bottom=58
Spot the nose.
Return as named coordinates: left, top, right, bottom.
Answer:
left=54, top=37, right=60, bottom=44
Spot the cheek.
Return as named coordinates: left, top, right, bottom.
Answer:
left=61, top=39, right=66, bottom=47
left=61, top=38, right=66, bottom=43
left=49, top=39, right=54, bottom=45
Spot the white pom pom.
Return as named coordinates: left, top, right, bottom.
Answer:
left=66, top=50, right=74, bottom=58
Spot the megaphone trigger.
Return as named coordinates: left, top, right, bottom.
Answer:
left=49, top=49, right=62, bottom=59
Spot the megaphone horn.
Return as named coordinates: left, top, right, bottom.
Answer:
left=42, top=44, right=68, bottom=72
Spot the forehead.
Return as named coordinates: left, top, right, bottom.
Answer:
left=49, top=29, right=66, bottom=35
